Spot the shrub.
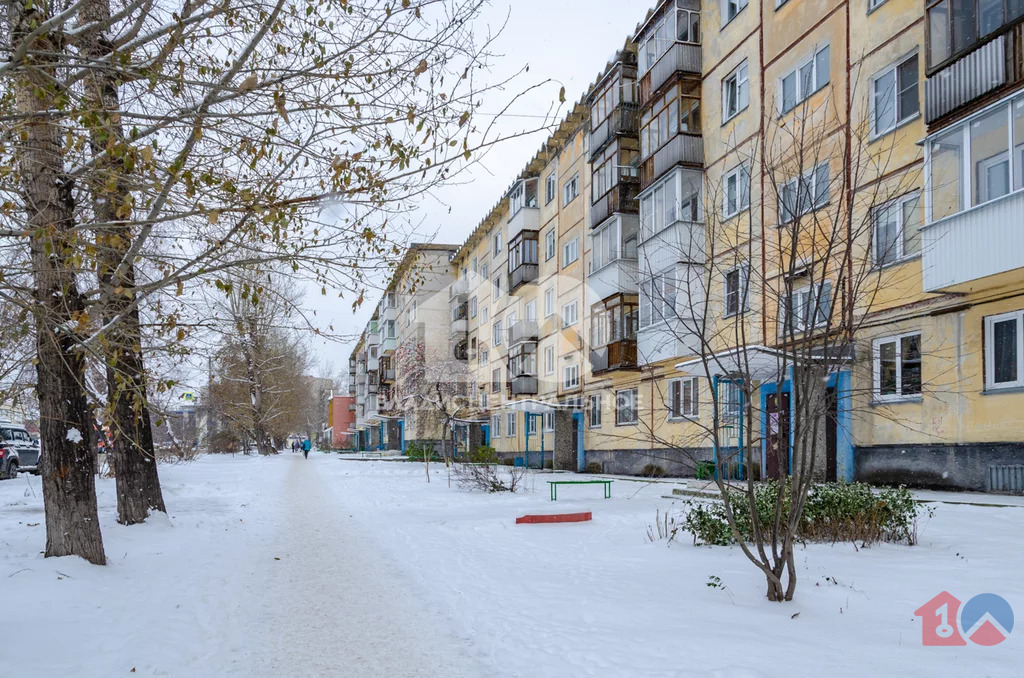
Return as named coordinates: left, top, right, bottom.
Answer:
left=641, top=463, right=666, bottom=478
left=584, top=462, right=603, bottom=474
left=681, top=482, right=927, bottom=547
left=406, top=442, right=441, bottom=463
left=468, top=445, right=498, bottom=464
left=453, top=463, right=527, bottom=493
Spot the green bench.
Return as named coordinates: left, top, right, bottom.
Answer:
left=547, top=479, right=613, bottom=501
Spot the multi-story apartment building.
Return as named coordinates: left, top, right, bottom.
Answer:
left=347, top=0, right=1024, bottom=491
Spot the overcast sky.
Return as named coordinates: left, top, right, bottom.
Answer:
left=307, top=0, right=649, bottom=377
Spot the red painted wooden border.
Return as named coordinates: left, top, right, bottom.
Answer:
left=516, top=512, right=592, bottom=524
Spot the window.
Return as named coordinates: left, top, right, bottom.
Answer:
left=591, top=295, right=639, bottom=348
left=506, top=412, right=517, bottom=437
left=472, top=257, right=478, bottom=274
left=779, top=162, right=830, bottom=223
left=639, top=80, right=701, bottom=160
left=589, top=395, right=603, bottom=427
left=544, top=288, right=555, bottom=317
left=669, top=378, right=700, bottom=419
left=781, top=282, right=832, bottom=333
left=926, top=95, right=1024, bottom=222
left=639, top=169, right=701, bottom=240
left=480, top=390, right=488, bottom=409
left=985, top=310, right=1024, bottom=389
left=491, top=413, right=501, bottom=437
left=562, top=300, right=579, bottom=327
left=562, top=237, right=579, bottom=266
left=723, top=0, right=749, bottom=24
left=640, top=270, right=678, bottom=328
left=722, top=61, right=749, bottom=122
left=873, top=332, right=923, bottom=400
left=525, top=299, right=537, bottom=321
left=616, top=389, right=639, bottom=425
left=871, top=54, right=919, bottom=137
left=491, top=367, right=502, bottom=393
left=720, top=381, right=742, bottom=421
left=480, top=345, right=489, bottom=363
left=638, top=8, right=700, bottom=76
left=563, top=363, right=580, bottom=389
left=872, top=192, right=921, bottom=266
left=470, top=296, right=478, bottom=318
left=545, top=229, right=556, bottom=260
left=544, top=345, right=555, bottom=375
left=493, top=320, right=503, bottom=346
left=778, top=45, right=830, bottom=114
left=544, top=411, right=555, bottom=431
left=493, top=230, right=502, bottom=255
left=591, top=217, right=638, bottom=272
left=526, top=414, right=538, bottom=435
left=563, top=173, right=580, bottom=205
left=482, top=306, right=489, bottom=323
left=927, top=0, right=1024, bottom=69
left=546, top=173, right=556, bottom=204
left=481, top=262, right=489, bottom=280
left=593, top=142, right=640, bottom=199
left=869, top=0, right=888, bottom=8
left=722, top=164, right=751, bottom=218
left=723, top=266, right=748, bottom=317
left=493, top=275, right=501, bottom=299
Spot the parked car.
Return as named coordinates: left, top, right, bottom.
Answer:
left=0, top=426, right=41, bottom=479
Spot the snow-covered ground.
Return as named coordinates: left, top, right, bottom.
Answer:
left=1, top=454, right=1019, bottom=677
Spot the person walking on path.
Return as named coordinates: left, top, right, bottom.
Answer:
left=301, top=438, right=311, bottom=459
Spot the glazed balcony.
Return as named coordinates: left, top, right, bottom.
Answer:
left=590, top=339, right=638, bottom=374
left=507, top=320, right=539, bottom=347
left=640, top=42, right=701, bottom=103
left=506, top=177, right=541, bottom=241
left=591, top=181, right=640, bottom=229
left=507, top=376, right=539, bottom=397
left=451, top=300, right=468, bottom=335
left=640, top=133, right=703, bottom=190
left=449, top=278, right=469, bottom=301
left=590, top=103, right=641, bottom=157
left=588, top=257, right=639, bottom=303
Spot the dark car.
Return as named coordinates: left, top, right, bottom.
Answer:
left=1, top=426, right=41, bottom=479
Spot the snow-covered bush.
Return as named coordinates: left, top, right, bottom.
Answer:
left=453, top=463, right=526, bottom=493
left=681, top=482, right=929, bottom=547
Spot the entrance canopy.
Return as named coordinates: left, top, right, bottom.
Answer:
left=675, top=345, right=807, bottom=382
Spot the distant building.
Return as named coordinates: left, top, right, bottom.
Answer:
left=326, top=394, right=356, bottom=449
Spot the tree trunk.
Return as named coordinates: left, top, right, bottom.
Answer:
left=79, top=0, right=166, bottom=524
left=12, top=2, right=106, bottom=564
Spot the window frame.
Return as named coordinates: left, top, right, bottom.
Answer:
left=872, top=331, right=924, bottom=402
left=545, top=173, right=556, bottom=204
left=985, top=310, right=1024, bottom=390
left=615, top=388, right=639, bottom=425
left=723, top=265, right=749, bottom=317
left=562, top=237, right=579, bottom=267
left=722, top=60, right=750, bottom=123
left=781, top=281, right=832, bottom=334
left=722, top=164, right=751, bottom=219
left=544, top=288, right=555, bottom=317
left=544, top=345, right=555, bottom=375
left=777, top=44, right=831, bottom=115
left=563, top=173, right=580, bottom=206
left=506, top=412, right=517, bottom=437
left=589, top=394, right=603, bottom=428
left=562, top=300, right=579, bottom=328
left=869, top=52, right=920, bottom=138
left=491, top=413, right=501, bottom=437
left=778, top=162, right=831, bottom=224
left=545, top=229, right=556, bottom=261
left=563, top=363, right=580, bottom=389
left=872, top=191, right=922, bottom=267
left=722, top=0, right=749, bottom=27
left=668, top=377, right=700, bottom=420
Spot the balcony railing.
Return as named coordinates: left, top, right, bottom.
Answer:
left=640, top=133, right=703, bottom=190
left=508, top=205, right=541, bottom=241
left=451, top=317, right=468, bottom=335
left=591, top=181, right=640, bottom=229
left=508, top=263, right=539, bottom=293
left=588, top=257, right=639, bottom=303
left=590, top=339, right=638, bottom=374
left=925, top=33, right=1011, bottom=124
left=640, top=42, right=701, bottom=103
left=449, top=278, right=469, bottom=300
left=379, top=336, right=397, bottom=354
left=507, top=376, right=539, bottom=396
left=589, top=103, right=641, bottom=157
left=922, top=189, right=1024, bottom=292
left=380, top=368, right=396, bottom=382
left=507, top=320, right=539, bottom=346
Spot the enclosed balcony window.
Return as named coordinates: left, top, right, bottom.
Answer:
left=926, top=0, right=1024, bottom=69
left=507, top=231, right=539, bottom=272
left=591, top=217, right=638, bottom=271
left=591, top=295, right=639, bottom=348
left=592, top=142, right=640, bottom=204
left=507, top=343, right=538, bottom=378
left=508, top=178, right=539, bottom=220
left=637, top=0, right=701, bottom=76
left=640, top=80, right=701, bottom=160
left=639, top=168, right=702, bottom=240
left=926, top=94, right=1024, bottom=221
left=590, top=75, right=637, bottom=131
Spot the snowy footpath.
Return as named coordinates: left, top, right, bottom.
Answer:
left=1, top=454, right=1020, bottom=677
